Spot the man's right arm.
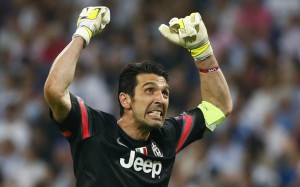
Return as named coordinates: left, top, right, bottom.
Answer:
left=44, top=6, right=110, bottom=123
left=44, top=38, right=85, bottom=123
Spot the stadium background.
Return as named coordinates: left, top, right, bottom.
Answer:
left=0, top=0, right=300, bottom=186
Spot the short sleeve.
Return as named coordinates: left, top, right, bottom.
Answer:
left=163, top=108, right=207, bottom=154
left=50, top=93, right=92, bottom=142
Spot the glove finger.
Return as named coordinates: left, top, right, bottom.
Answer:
left=181, top=16, right=197, bottom=37
left=169, top=17, right=188, bottom=38
left=79, top=7, right=89, bottom=17
left=169, top=17, right=180, bottom=31
left=100, top=7, right=110, bottom=24
left=158, top=24, right=182, bottom=45
left=190, top=13, right=201, bottom=25
left=95, top=7, right=110, bottom=31
left=189, top=12, right=208, bottom=38
left=158, top=24, right=171, bottom=37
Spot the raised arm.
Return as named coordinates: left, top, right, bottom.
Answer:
left=159, top=12, right=232, bottom=130
left=195, top=55, right=232, bottom=116
left=44, top=6, right=110, bottom=123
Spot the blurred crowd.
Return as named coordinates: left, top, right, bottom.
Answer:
left=0, top=0, right=300, bottom=186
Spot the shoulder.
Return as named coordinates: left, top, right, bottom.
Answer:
left=92, top=109, right=117, bottom=124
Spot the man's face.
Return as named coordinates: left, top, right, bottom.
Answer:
left=130, top=73, right=169, bottom=129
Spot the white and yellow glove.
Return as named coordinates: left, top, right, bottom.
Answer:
left=73, top=6, right=110, bottom=47
left=158, top=13, right=213, bottom=61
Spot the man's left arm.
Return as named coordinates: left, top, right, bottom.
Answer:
left=196, top=55, right=232, bottom=117
left=159, top=12, right=232, bottom=131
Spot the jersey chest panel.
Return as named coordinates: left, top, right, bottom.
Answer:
left=75, top=133, right=175, bottom=187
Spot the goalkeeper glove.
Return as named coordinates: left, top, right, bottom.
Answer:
left=73, top=6, right=110, bottom=47
left=158, top=12, right=213, bottom=61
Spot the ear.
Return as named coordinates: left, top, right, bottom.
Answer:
left=119, top=92, right=131, bottom=109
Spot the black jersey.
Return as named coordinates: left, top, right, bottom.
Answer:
left=52, top=93, right=207, bottom=187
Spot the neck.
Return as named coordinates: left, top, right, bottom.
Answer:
left=118, top=117, right=151, bottom=141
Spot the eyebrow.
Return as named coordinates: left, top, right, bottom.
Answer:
left=142, top=82, right=169, bottom=90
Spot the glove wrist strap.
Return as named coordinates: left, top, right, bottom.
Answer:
left=73, top=27, right=92, bottom=47
left=190, top=42, right=213, bottom=61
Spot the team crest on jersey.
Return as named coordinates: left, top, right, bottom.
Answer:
left=151, top=141, right=163, bottom=157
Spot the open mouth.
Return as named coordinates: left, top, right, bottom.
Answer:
left=147, top=110, right=163, bottom=119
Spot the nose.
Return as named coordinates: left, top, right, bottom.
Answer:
left=154, top=92, right=167, bottom=104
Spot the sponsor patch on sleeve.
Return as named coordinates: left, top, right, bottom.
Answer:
left=198, top=101, right=226, bottom=131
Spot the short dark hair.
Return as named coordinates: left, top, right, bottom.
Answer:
left=118, top=60, right=168, bottom=116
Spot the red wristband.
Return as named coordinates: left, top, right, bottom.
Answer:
left=198, top=66, right=219, bottom=73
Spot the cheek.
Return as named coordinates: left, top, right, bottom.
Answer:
left=164, top=100, right=169, bottom=108
left=132, top=99, right=148, bottom=112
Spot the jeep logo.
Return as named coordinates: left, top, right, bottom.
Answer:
left=120, top=150, right=162, bottom=178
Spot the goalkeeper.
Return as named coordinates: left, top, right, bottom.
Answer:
left=44, top=6, right=232, bottom=187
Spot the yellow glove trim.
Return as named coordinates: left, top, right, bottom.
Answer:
left=83, top=26, right=92, bottom=38
left=190, top=42, right=210, bottom=57
left=87, top=8, right=100, bottom=20
left=179, top=19, right=185, bottom=29
left=198, top=101, right=226, bottom=131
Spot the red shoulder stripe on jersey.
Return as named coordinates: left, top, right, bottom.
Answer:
left=62, top=131, right=72, bottom=137
left=176, top=115, right=193, bottom=153
left=78, top=97, right=90, bottom=139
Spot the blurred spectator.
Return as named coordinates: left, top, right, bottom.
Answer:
left=251, top=152, right=280, bottom=187
left=206, top=129, right=245, bottom=186
left=235, top=0, right=272, bottom=39
left=69, top=63, right=114, bottom=113
left=0, top=74, right=22, bottom=117
left=264, top=0, right=300, bottom=28
left=0, top=139, right=23, bottom=187
left=0, top=104, right=31, bottom=153
left=12, top=148, right=47, bottom=187
left=279, top=15, right=300, bottom=62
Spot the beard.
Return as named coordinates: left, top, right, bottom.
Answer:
left=139, top=122, right=162, bottom=131
left=135, top=117, right=164, bottom=132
